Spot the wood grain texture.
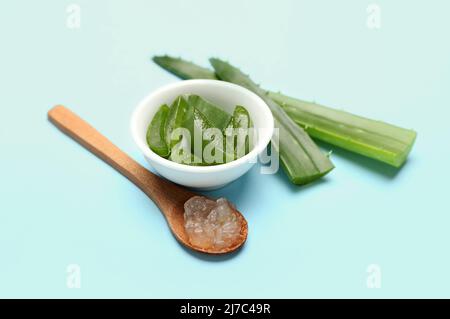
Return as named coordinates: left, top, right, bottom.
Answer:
left=48, top=105, right=247, bottom=254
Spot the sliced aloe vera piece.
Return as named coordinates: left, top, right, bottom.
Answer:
left=210, top=58, right=334, bottom=185
left=233, top=105, right=252, bottom=128
left=177, top=108, right=221, bottom=165
left=146, top=104, right=170, bottom=157
left=186, top=95, right=232, bottom=131
left=165, top=95, right=192, bottom=150
left=192, top=107, right=212, bottom=155
left=232, top=105, right=252, bottom=157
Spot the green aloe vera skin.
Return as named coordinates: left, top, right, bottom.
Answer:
left=153, top=56, right=217, bottom=80
left=269, top=93, right=417, bottom=167
left=231, top=105, right=252, bottom=157
left=187, top=94, right=231, bottom=131
left=146, top=104, right=170, bottom=157
left=146, top=94, right=252, bottom=166
left=152, top=55, right=417, bottom=168
left=165, top=95, right=192, bottom=150
left=209, top=58, right=334, bottom=185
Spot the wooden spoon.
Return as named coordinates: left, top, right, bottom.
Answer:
left=48, top=105, right=248, bottom=255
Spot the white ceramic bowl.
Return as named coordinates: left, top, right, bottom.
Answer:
left=131, top=80, right=274, bottom=190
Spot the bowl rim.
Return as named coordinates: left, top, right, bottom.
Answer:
left=130, top=79, right=274, bottom=174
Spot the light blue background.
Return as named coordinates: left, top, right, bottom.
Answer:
left=1, top=0, right=449, bottom=298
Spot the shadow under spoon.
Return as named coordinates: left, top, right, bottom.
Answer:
left=47, top=105, right=248, bottom=255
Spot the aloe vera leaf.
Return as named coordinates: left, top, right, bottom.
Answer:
left=192, top=108, right=212, bottom=159
left=233, top=105, right=252, bottom=129
left=187, top=94, right=232, bottom=131
left=210, top=58, right=334, bottom=185
left=165, top=95, right=191, bottom=149
left=152, top=56, right=417, bottom=167
left=146, top=104, right=170, bottom=157
left=232, top=105, right=252, bottom=156
left=191, top=108, right=233, bottom=164
left=152, top=56, right=217, bottom=80
left=268, top=92, right=417, bottom=167
left=167, top=104, right=206, bottom=166
left=183, top=108, right=227, bottom=165
left=219, top=106, right=251, bottom=163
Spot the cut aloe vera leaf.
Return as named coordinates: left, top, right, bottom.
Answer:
left=221, top=119, right=237, bottom=163
left=153, top=56, right=217, bottom=80
left=188, top=96, right=238, bottom=164
left=167, top=109, right=207, bottom=166
left=210, top=58, right=334, bottom=185
left=269, top=92, right=417, bottom=167
left=233, top=105, right=252, bottom=129
left=187, top=94, right=232, bottom=131
left=193, top=107, right=212, bottom=158
left=165, top=95, right=192, bottom=150
left=232, top=105, right=252, bottom=157
left=191, top=108, right=232, bottom=164
left=178, top=108, right=218, bottom=165
left=146, top=104, right=170, bottom=157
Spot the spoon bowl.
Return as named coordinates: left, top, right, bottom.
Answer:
left=48, top=105, right=248, bottom=255
left=166, top=200, right=248, bottom=254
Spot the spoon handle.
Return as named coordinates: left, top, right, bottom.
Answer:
left=48, top=105, right=192, bottom=211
